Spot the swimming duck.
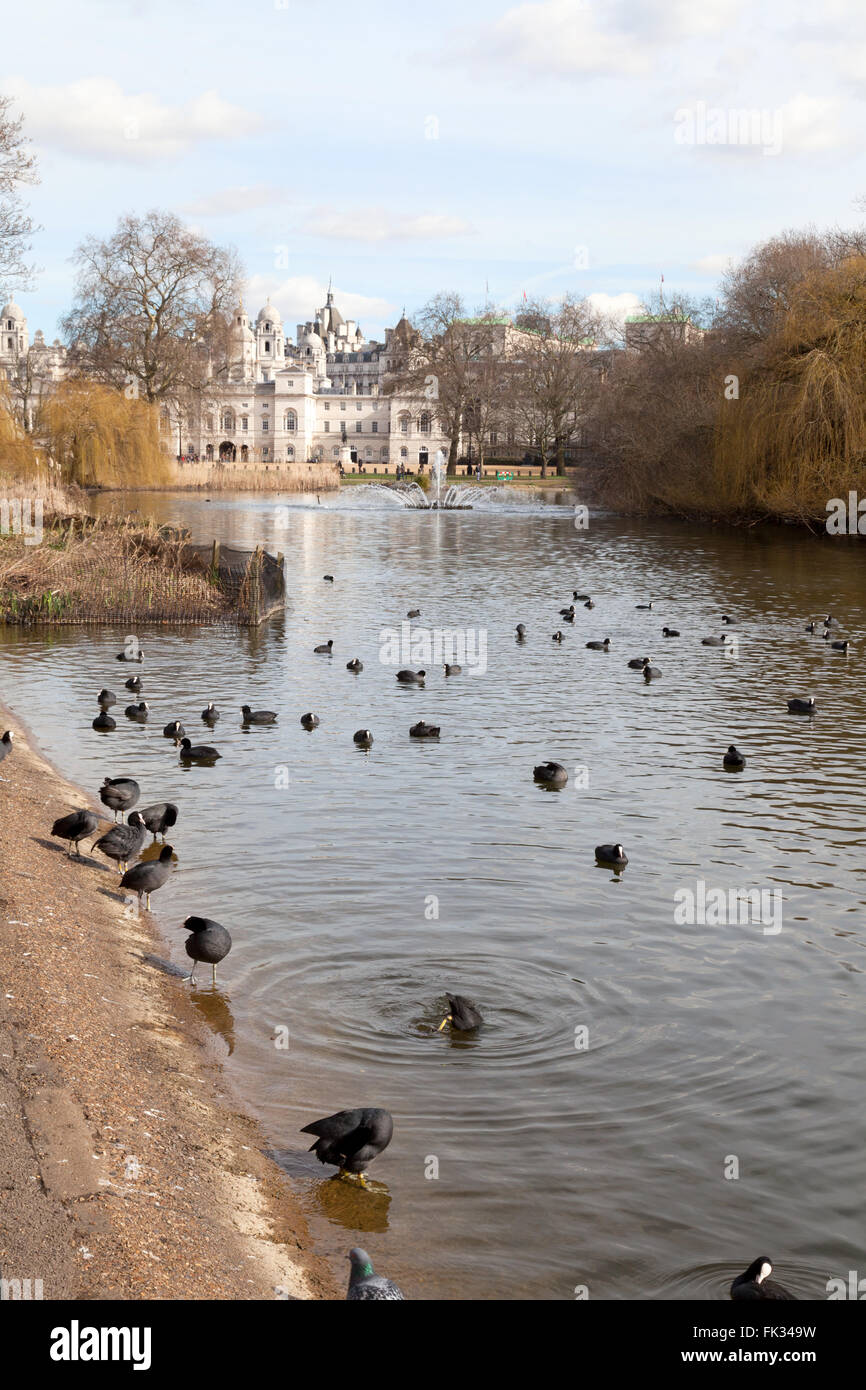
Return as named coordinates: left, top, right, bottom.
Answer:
left=241, top=705, right=277, bottom=724
left=409, top=720, right=440, bottom=738
left=787, top=697, right=816, bottom=714
left=437, top=993, right=484, bottom=1032
left=179, top=738, right=221, bottom=761
left=300, top=712, right=320, bottom=730
left=586, top=638, right=611, bottom=650
left=723, top=745, right=746, bottom=770
left=533, top=761, right=568, bottom=788
left=730, top=1258, right=796, bottom=1301
left=595, top=843, right=628, bottom=869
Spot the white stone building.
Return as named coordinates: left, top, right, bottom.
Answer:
left=1, top=290, right=450, bottom=473
left=167, top=289, right=450, bottom=473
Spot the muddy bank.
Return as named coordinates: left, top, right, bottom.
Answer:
left=0, top=708, right=339, bottom=1301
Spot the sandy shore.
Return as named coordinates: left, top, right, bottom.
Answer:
left=0, top=707, right=339, bottom=1301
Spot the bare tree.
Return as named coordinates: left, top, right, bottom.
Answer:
left=508, top=294, right=604, bottom=475
left=0, top=97, right=38, bottom=298
left=387, top=293, right=504, bottom=474
left=61, top=211, right=242, bottom=413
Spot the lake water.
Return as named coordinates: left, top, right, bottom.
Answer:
left=1, top=487, right=864, bottom=1300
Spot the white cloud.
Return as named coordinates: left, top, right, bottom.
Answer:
left=306, top=207, right=473, bottom=242
left=691, top=253, right=733, bottom=275
left=181, top=186, right=290, bottom=217
left=448, top=0, right=741, bottom=80
left=587, top=290, right=644, bottom=327
left=3, top=77, right=263, bottom=161
left=243, top=275, right=395, bottom=329
left=775, top=93, right=848, bottom=153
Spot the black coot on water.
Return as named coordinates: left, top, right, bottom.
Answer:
left=241, top=705, right=277, bottom=724
left=139, top=802, right=178, bottom=840
left=730, top=1258, right=796, bottom=1301
left=301, top=1107, right=393, bottom=1188
left=182, top=916, right=232, bottom=985
left=438, top=994, right=484, bottom=1032
left=179, top=739, right=221, bottom=762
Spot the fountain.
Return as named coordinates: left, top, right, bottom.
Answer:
left=379, top=449, right=476, bottom=509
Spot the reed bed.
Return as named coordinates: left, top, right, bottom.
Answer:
left=0, top=514, right=234, bottom=625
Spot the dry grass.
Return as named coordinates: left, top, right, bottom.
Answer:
left=0, top=514, right=230, bottom=624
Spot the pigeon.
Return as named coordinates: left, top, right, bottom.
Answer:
left=346, top=1248, right=404, bottom=1301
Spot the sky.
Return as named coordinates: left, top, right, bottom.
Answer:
left=3, top=0, right=866, bottom=341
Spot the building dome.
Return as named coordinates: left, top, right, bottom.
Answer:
left=257, top=301, right=282, bottom=327
left=1, top=300, right=24, bottom=321
left=231, top=303, right=254, bottom=342
left=302, top=328, right=323, bottom=349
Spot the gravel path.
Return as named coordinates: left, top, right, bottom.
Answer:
left=0, top=710, right=339, bottom=1301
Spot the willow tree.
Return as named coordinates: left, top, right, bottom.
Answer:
left=715, top=255, right=866, bottom=517
left=0, top=383, right=39, bottom=478
left=61, top=210, right=242, bottom=417
left=42, top=380, right=170, bottom=488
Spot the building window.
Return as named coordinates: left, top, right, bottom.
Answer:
left=241, top=416, right=248, bottom=431
left=356, top=421, right=362, bottom=432
left=324, top=402, right=330, bottom=410
left=371, top=421, right=378, bottom=433
left=324, top=420, right=330, bottom=432
left=264, top=341, right=271, bottom=353
left=286, top=445, right=295, bottom=459
left=356, top=402, right=362, bottom=410
left=284, top=410, right=296, bottom=432
left=332, top=446, right=340, bottom=457
left=221, top=412, right=234, bottom=432
left=419, top=411, right=431, bottom=434
left=340, top=402, right=346, bottom=410
left=400, top=446, right=408, bottom=458
left=489, top=431, right=497, bottom=445
left=206, top=414, right=214, bottom=432
left=262, top=419, right=269, bottom=431
left=400, top=414, right=409, bottom=434
left=263, top=447, right=269, bottom=459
